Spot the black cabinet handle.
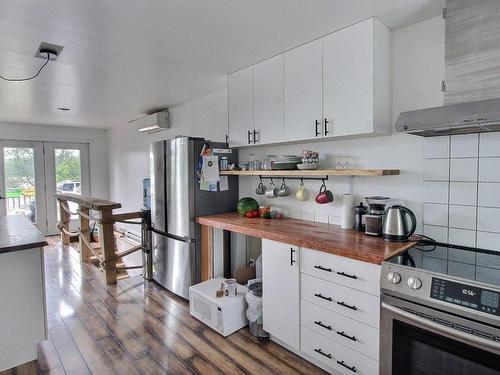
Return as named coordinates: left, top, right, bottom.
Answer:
left=314, top=320, right=332, bottom=331
left=324, top=118, right=330, bottom=136
left=315, top=120, right=320, bottom=137
left=314, top=265, right=332, bottom=273
left=225, top=134, right=229, bottom=144
left=253, top=130, right=258, bottom=144
left=314, top=348, right=332, bottom=359
left=337, top=301, right=357, bottom=311
left=290, top=248, right=296, bottom=266
left=337, top=361, right=357, bottom=373
left=247, top=130, right=252, bottom=144
left=337, top=331, right=357, bottom=342
left=314, top=293, right=333, bottom=302
left=337, top=271, right=357, bottom=279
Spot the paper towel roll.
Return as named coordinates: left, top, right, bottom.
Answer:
left=341, top=194, right=354, bottom=229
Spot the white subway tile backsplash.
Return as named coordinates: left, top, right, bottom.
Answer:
left=448, top=228, right=476, bottom=247
left=314, top=213, right=329, bottom=224
left=423, top=159, right=449, bottom=181
left=449, top=205, right=476, bottom=230
left=480, top=133, right=500, bottom=157
left=424, top=136, right=449, bottom=159
left=449, top=182, right=477, bottom=206
left=477, top=231, right=500, bottom=251
left=301, top=212, right=314, bottom=222
left=450, top=134, right=478, bottom=158
left=423, top=203, right=448, bottom=227
left=424, top=181, right=449, bottom=204
left=477, top=207, right=500, bottom=233
left=449, top=158, right=478, bottom=182
left=479, top=158, right=500, bottom=182
left=423, top=225, right=448, bottom=243
left=478, top=183, right=500, bottom=208
left=422, top=132, right=500, bottom=247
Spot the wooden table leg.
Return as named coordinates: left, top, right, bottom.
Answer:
left=99, top=208, right=117, bottom=284
left=200, top=224, right=213, bottom=281
left=79, top=207, right=91, bottom=263
left=59, top=200, right=70, bottom=246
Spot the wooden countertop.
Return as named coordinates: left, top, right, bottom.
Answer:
left=196, top=212, right=414, bottom=265
left=0, top=215, right=48, bottom=254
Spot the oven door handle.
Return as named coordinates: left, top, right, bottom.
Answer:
left=381, top=302, right=500, bottom=352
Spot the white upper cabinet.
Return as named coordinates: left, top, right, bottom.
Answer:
left=228, top=66, right=253, bottom=147
left=253, top=55, right=284, bottom=144
left=227, top=18, right=391, bottom=147
left=323, top=18, right=391, bottom=137
left=284, top=39, right=323, bottom=142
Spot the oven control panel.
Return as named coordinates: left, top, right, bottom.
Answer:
left=431, top=277, right=500, bottom=316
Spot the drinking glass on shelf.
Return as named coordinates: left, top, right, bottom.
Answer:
left=249, top=154, right=255, bottom=171
left=336, top=156, right=345, bottom=169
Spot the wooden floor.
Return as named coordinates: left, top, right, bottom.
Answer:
left=1, top=237, right=327, bottom=375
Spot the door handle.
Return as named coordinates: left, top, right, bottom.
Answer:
left=247, top=130, right=252, bottom=144
left=314, top=265, right=333, bottom=272
left=337, top=360, right=357, bottom=373
left=324, top=118, right=330, bottom=136
left=253, top=130, right=259, bottom=144
left=337, top=331, right=357, bottom=342
left=314, top=293, right=333, bottom=302
left=314, top=348, right=332, bottom=359
left=290, top=248, right=296, bottom=266
left=315, top=120, right=320, bottom=137
left=314, top=320, right=332, bottom=331
left=337, top=271, right=357, bottom=279
left=337, top=301, right=357, bottom=311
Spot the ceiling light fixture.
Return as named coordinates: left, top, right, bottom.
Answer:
left=0, top=42, right=63, bottom=82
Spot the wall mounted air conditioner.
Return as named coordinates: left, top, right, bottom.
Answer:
left=129, top=110, right=170, bottom=133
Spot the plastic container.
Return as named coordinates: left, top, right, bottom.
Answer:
left=245, top=279, right=269, bottom=339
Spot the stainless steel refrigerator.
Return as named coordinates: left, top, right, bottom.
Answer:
left=150, top=136, right=238, bottom=299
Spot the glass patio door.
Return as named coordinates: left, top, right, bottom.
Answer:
left=0, top=140, right=90, bottom=235
left=0, top=141, right=47, bottom=233
left=44, top=142, right=90, bottom=235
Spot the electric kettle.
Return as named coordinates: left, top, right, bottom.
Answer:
left=382, top=205, right=417, bottom=242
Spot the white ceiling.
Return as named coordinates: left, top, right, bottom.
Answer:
left=0, top=0, right=443, bottom=129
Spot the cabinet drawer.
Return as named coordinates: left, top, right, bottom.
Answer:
left=301, top=247, right=381, bottom=295
left=301, top=300, right=379, bottom=360
left=301, top=326, right=378, bottom=375
left=301, top=273, right=380, bottom=328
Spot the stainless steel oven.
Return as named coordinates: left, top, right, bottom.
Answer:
left=381, top=242, right=500, bottom=375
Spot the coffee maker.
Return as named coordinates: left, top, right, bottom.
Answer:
left=364, top=196, right=390, bottom=236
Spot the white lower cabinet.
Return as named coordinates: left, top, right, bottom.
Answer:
left=262, top=239, right=300, bottom=349
left=262, top=239, right=381, bottom=374
left=301, top=300, right=379, bottom=360
left=302, top=327, right=379, bottom=375
left=301, top=273, right=380, bottom=328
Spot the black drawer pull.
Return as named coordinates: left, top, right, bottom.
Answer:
left=314, top=293, right=333, bottom=302
left=247, top=130, right=252, bottom=144
left=314, top=348, right=332, bottom=359
left=314, top=320, right=332, bottom=331
left=337, top=331, right=357, bottom=342
left=314, top=265, right=333, bottom=272
left=315, top=120, right=320, bottom=137
left=337, top=360, right=357, bottom=373
left=290, top=248, right=296, bottom=266
left=337, top=271, right=357, bottom=279
left=337, top=301, right=357, bottom=311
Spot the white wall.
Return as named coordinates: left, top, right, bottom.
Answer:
left=107, top=89, right=228, bottom=214
left=238, top=16, right=445, bottom=230
left=106, top=16, right=445, bottom=233
left=0, top=121, right=109, bottom=199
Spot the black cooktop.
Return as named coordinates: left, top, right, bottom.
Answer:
left=386, top=242, right=500, bottom=288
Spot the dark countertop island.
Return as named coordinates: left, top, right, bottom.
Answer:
left=0, top=215, right=48, bottom=254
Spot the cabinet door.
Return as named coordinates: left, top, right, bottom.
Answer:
left=262, top=239, right=299, bottom=349
left=284, top=39, right=323, bottom=142
left=323, top=19, right=374, bottom=137
left=228, top=66, right=253, bottom=147
left=253, top=55, right=284, bottom=145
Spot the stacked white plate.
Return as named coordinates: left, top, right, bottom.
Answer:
left=270, top=155, right=302, bottom=170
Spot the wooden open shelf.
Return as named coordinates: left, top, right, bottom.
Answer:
left=220, top=168, right=399, bottom=177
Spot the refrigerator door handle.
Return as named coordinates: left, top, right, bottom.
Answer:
left=150, top=227, right=196, bottom=244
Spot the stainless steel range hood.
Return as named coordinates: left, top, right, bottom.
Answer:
left=395, top=98, right=500, bottom=137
